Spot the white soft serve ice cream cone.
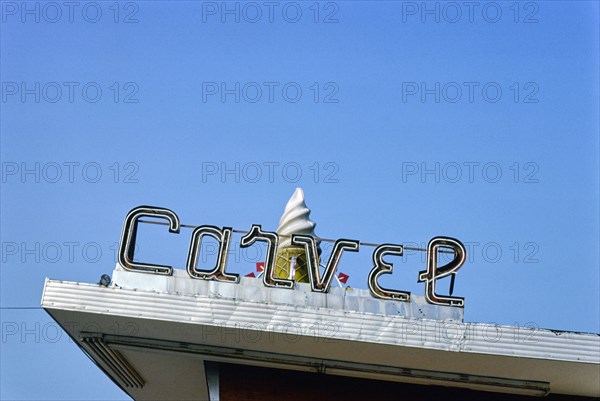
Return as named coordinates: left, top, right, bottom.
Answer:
left=275, top=188, right=320, bottom=282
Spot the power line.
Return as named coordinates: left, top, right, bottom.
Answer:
left=0, top=307, right=42, bottom=310
left=138, top=219, right=455, bottom=254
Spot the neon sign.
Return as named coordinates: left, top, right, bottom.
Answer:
left=118, top=206, right=467, bottom=307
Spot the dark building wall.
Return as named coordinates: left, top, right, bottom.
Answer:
left=217, top=363, right=596, bottom=401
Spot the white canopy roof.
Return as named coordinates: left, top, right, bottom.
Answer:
left=41, top=266, right=600, bottom=400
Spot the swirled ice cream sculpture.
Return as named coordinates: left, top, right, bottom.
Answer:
left=273, top=188, right=322, bottom=283
left=276, top=188, right=321, bottom=253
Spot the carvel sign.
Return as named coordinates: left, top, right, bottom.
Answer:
left=118, top=206, right=468, bottom=307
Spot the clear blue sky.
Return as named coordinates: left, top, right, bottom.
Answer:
left=1, top=1, right=598, bottom=400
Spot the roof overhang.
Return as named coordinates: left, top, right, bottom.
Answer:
left=41, top=267, right=600, bottom=400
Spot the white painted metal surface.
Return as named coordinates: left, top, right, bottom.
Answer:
left=111, top=264, right=464, bottom=321
left=41, top=267, right=600, bottom=398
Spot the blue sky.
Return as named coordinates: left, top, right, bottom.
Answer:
left=1, top=1, right=599, bottom=400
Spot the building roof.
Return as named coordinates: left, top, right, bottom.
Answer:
left=42, top=266, right=600, bottom=400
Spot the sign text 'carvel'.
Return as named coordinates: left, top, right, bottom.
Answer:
left=118, top=206, right=467, bottom=307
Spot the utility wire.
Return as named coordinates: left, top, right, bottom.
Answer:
left=0, top=307, right=42, bottom=310
left=138, top=219, right=455, bottom=254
